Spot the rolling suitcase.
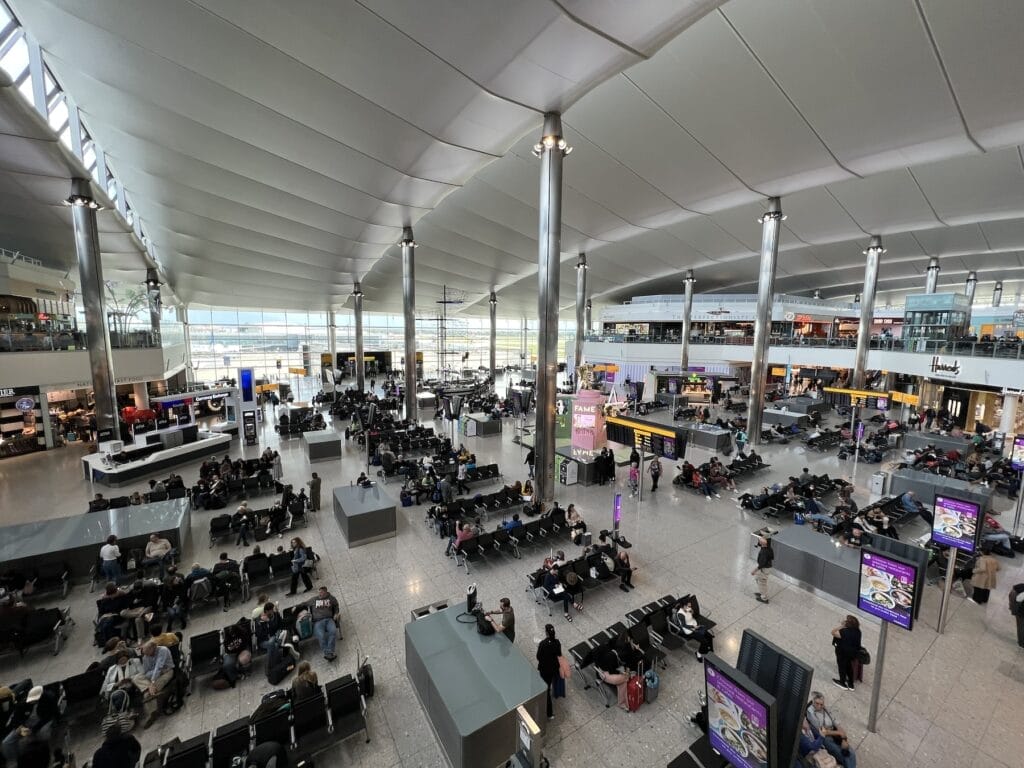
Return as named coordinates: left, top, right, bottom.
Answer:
left=644, top=668, right=660, bottom=704
left=357, top=655, right=374, bottom=698
left=626, top=669, right=644, bottom=712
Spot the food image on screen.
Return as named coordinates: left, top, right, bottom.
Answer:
left=705, top=664, right=769, bottom=768
left=858, top=550, right=917, bottom=630
left=931, top=495, right=981, bottom=553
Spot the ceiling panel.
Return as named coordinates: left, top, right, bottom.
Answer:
left=826, top=169, right=942, bottom=234
left=724, top=0, right=974, bottom=175
left=911, top=147, right=1024, bottom=224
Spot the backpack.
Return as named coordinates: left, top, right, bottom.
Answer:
left=250, top=689, right=290, bottom=721
left=189, top=577, right=213, bottom=603
left=564, top=571, right=579, bottom=588
left=295, top=609, right=313, bottom=641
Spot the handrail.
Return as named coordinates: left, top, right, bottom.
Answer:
left=584, top=334, right=1024, bottom=360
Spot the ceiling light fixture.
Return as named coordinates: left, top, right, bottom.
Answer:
left=64, top=178, right=102, bottom=210
left=532, top=135, right=572, bottom=157
left=489, top=292, right=497, bottom=306
left=351, top=282, right=364, bottom=298
left=683, top=270, right=696, bottom=285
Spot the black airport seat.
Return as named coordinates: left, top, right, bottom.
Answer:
left=211, top=717, right=251, bottom=768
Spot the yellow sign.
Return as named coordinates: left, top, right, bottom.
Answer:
left=606, top=415, right=677, bottom=439
left=593, top=364, right=620, bottom=373
left=770, top=367, right=787, bottom=377
left=823, top=386, right=882, bottom=407
left=255, top=383, right=279, bottom=394
left=889, top=391, right=920, bottom=406
left=320, top=353, right=332, bottom=365
left=288, top=367, right=306, bottom=375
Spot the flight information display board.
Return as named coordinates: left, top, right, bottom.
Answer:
left=822, top=386, right=889, bottom=411
left=605, top=416, right=684, bottom=461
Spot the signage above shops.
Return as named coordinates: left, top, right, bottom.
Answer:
left=928, top=356, right=961, bottom=377
left=1014, top=309, right=1024, bottom=328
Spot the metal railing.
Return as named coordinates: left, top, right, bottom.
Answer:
left=0, top=327, right=161, bottom=353
left=585, top=333, right=1024, bottom=360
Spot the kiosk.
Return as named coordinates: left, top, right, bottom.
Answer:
left=302, top=430, right=342, bottom=462
left=332, top=484, right=397, bottom=548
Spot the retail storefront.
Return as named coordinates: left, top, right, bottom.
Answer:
left=0, top=385, right=50, bottom=458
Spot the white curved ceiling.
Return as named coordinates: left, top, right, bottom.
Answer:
left=8, top=0, right=1024, bottom=315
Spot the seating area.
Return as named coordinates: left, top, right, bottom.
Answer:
left=365, top=425, right=437, bottom=455
left=451, top=507, right=573, bottom=573
left=0, top=605, right=74, bottom=657
left=527, top=544, right=622, bottom=615
left=568, top=593, right=721, bottom=708
left=240, top=549, right=320, bottom=599
left=145, top=671, right=367, bottom=768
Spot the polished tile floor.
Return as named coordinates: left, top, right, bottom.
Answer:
left=1, top=388, right=1022, bottom=768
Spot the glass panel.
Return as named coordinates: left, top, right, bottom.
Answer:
left=0, top=33, right=27, bottom=80
left=47, top=96, right=68, bottom=132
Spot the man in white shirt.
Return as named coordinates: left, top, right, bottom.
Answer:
left=99, top=535, right=122, bottom=583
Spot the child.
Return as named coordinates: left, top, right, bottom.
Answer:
left=628, top=462, right=640, bottom=497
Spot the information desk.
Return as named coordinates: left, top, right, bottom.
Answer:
left=0, top=498, right=191, bottom=582
left=405, top=605, right=546, bottom=768
left=762, top=409, right=810, bottom=429
left=750, top=525, right=860, bottom=604
left=902, top=431, right=973, bottom=455
left=332, top=485, right=397, bottom=548
left=889, top=468, right=992, bottom=510
left=302, top=431, right=342, bottom=462
left=774, top=396, right=829, bottom=418
left=416, top=392, right=437, bottom=410
left=463, top=412, right=501, bottom=437
left=82, top=432, right=233, bottom=487
left=679, top=423, right=733, bottom=452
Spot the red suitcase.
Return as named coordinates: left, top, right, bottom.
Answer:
left=626, top=671, right=644, bottom=712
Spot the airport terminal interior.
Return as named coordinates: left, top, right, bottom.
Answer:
left=2, top=3, right=1024, bottom=768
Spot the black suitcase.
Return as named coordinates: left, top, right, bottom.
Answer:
left=356, top=655, right=374, bottom=698
left=1010, top=536, right=1024, bottom=554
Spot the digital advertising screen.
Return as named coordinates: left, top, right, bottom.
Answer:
left=705, top=656, right=773, bottom=768
left=1011, top=434, right=1024, bottom=471
left=858, top=549, right=918, bottom=630
left=239, top=368, right=254, bottom=404
left=931, top=495, right=981, bottom=553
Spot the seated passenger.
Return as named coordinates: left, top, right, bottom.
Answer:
left=806, top=692, right=857, bottom=768
left=672, top=597, right=715, bottom=660
left=502, top=513, right=523, bottom=531
left=900, top=491, right=932, bottom=524
left=543, top=567, right=574, bottom=621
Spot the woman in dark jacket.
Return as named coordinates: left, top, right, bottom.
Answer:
left=831, top=615, right=862, bottom=691
left=535, top=624, right=562, bottom=720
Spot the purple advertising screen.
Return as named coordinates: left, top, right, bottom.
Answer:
left=1011, top=434, right=1024, bottom=471
left=705, top=658, right=772, bottom=768
left=858, top=549, right=917, bottom=630
left=932, top=495, right=981, bottom=553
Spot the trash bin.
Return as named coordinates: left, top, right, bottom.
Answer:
left=870, top=471, right=888, bottom=495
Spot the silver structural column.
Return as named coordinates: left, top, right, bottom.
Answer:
left=965, top=271, right=978, bottom=331
left=145, top=267, right=162, bottom=345
left=488, top=292, right=497, bottom=388
left=574, top=254, right=587, bottom=383
left=353, top=282, right=365, bottom=393
left=68, top=178, right=119, bottom=442
left=533, top=113, right=571, bottom=504
left=747, top=198, right=783, bottom=445
left=993, top=281, right=1003, bottom=307
left=181, top=306, right=194, bottom=385
left=327, top=310, right=337, bottom=388
left=584, top=299, right=592, bottom=334
left=680, top=270, right=696, bottom=374
left=401, top=228, right=417, bottom=419
left=852, top=236, right=884, bottom=389
left=925, top=257, right=940, bottom=294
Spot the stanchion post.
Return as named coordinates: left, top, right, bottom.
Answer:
left=937, top=548, right=957, bottom=634
left=1013, top=469, right=1024, bottom=536
left=867, top=621, right=888, bottom=734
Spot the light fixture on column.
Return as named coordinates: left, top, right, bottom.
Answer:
left=532, top=129, right=573, bottom=157
left=756, top=204, right=786, bottom=223
left=64, top=178, right=102, bottom=209
left=684, top=270, right=696, bottom=286
left=144, top=267, right=162, bottom=292
left=351, top=281, right=363, bottom=298
left=399, top=228, right=417, bottom=248
left=862, top=237, right=886, bottom=257
left=813, top=290, right=822, bottom=299
left=575, top=254, right=587, bottom=270
left=854, top=293, right=861, bottom=303
left=489, top=292, right=497, bottom=306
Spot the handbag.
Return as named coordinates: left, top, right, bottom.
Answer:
left=557, top=655, right=571, bottom=680
left=811, top=751, right=839, bottom=768
left=857, top=646, right=871, bottom=665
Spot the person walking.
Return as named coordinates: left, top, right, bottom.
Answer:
left=307, top=472, right=321, bottom=512
left=831, top=615, right=862, bottom=691
left=286, top=537, right=314, bottom=596
left=271, top=452, right=283, bottom=483
left=525, top=448, right=535, bottom=479
left=751, top=536, right=773, bottom=603
left=968, top=544, right=1000, bottom=605
left=649, top=457, right=662, bottom=492
left=536, top=624, right=562, bottom=720
left=628, top=462, right=640, bottom=497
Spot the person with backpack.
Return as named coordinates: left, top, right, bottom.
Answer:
left=311, top=586, right=341, bottom=661
left=648, top=457, right=662, bottom=492
left=525, top=448, right=535, bottom=479
left=286, top=538, right=314, bottom=596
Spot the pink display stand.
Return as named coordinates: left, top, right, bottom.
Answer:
left=571, top=389, right=607, bottom=451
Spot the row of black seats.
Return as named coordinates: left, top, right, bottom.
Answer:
left=142, top=674, right=368, bottom=768
left=0, top=606, right=74, bottom=658
left=527, top=547, right=621, bottom=615
left=439, top=487, right=523, bottom=522
left=1, top=561, right=71, bottom=599
left=452, top=508, right=572, bottom=573
left=804, top=429, right=844, bottom=451
left=239, top=548, right=320, bottom=600
left=87, top=488, right=189, bottom=512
